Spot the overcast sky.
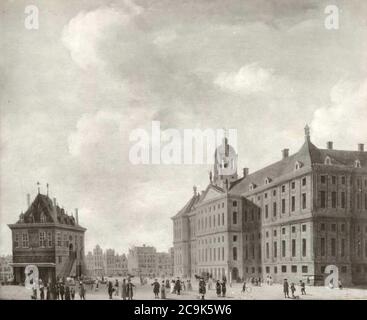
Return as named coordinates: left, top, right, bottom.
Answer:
left=1, top=0, right=366, bottom=255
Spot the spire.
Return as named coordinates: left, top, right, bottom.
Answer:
left=46, top=183, right=49, bottom=196
left=37, top=182, right=40, bottom=194
left=304, top=124, right=310, bottom=142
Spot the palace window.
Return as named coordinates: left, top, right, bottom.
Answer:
left=321, top=175, right=327, bottom=184
left=324, top=156, right=332, bottom=165
left=47, top=232, right=52, bottom=247
left=232, top=211, right=237, bottom=225
left=273, top=241, right=277, bottom=258
left=22, top=232, right=29, bottom=248
left=302, top=239, right=307, bottom=257
left=302, top=177, right=307, bottom=186
left=292, top=239, right=296, bottom=257
left=232, top=201, right=237, bottom=207
left=282, top=185, right=285, bottom=193
left=282, top=240, right=286, bottom=257
left=320, top=191, right=326, bottom=208
left=39, top=232, right=46, bottom=247
left=302, top=193, right=307, bottom=209
left=273, top=202, right=277, bottom=217
left=233, top=247, right=237, bottom=261
left=291, top=196, right=296, bottom=211
left=332, top=192, right=337, bottom=208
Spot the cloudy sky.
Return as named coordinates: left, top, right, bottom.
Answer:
left=1, top=0, right=366, bottom=255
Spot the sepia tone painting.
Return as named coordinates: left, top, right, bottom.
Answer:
left=0, top=0, right=366, bottom=301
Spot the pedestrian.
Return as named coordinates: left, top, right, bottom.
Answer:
left=65, top=285, right=71, bottom=300
left=55, top=282, right=60, bottom=300
left=108, top=281, right=114, bottom=299
left=31, top=281, right=37, bottom=300
left=221, top=280, right=226, bottom=297
left=151, top=279, right=160, bottom=299
left=79, top=281, right=86, bottom=300
left=283, top=279, right=289, bottom=298
left=46, top=282, right=50, bottom=300
left=300, top=280, right=306, bottom=295
left=215, top=280, right=221, bottom=297
left=59, top=282, right=65, bottom=300
left=199, top=278, right=206, bottom=300
left=290, top=283, right=296, bottom=298
left=39, top=279, right=44, bottom=300
left=338, top=280, right=343, bottom=290
left=161, top=281, right=166, bottom=299
left=175, top=278, right=181, bottom=295
left=170, top=280, right=175, bottom=294
left=121, top=278, right=127, bottom=300
left=166, top=279, right=170, bottom=289
left=71, top=286, right=75, bottom=300
left=187, top=280, right=192, bottom=291
left=241, top=280, right=246, bottom=293
left=126, top=279, right=135, bottom=300
left=114, top=279, right=119, bottom=296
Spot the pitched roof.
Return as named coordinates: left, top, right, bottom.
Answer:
left=18, top=193, right=76, bottom=225
left=229, top=138, right=367, bottom=196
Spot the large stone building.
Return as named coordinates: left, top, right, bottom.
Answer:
left=172, top=126, right=367, bottom=285
left=8, top=192, right=87, bottom=284
left=128, top=245, right=173, bottom=278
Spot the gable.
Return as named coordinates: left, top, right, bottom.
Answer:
left=199, top=185, right=224, bottom=204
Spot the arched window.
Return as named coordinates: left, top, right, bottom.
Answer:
left=355, top=159, right=361, bottom=168
left=295, top=161, right=303, bottom=170
left=324, top=156, right=332, bottom=165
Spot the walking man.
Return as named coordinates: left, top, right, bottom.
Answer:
left=151, top=279, right=160, bottom=299
left=283, top=279, right=289, bottom=298
left=300, top=280, right=306, bottom=295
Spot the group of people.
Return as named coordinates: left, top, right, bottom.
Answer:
left=283, top=279, right=307, bottom=299
left=215, top=280, right=227, bottom=298
left=31, top=278, right=84, bottom=300
left=107, top=278, right=135, bottom=300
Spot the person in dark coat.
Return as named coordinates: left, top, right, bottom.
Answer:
left=108, top=281, right=114, bottom=299
left=174, top=278, right=181, bottom=295
left=65, top=285, right=71, bottom=300
left=126, top=279, right=135, bottom=300
left=152, top=279, right=160, bottom=299
left=59, top=282, right=65, bottom=300
left=300, top=280, right=306, bottom=295
left=283, top=279, right=289, bottom=298
left=121, top=279, right=127, bottom=300
left=46, top=282, right=51, bottom=300
left=199, top=278, right=206, bottom=300
left=79, top=282, right=86, bottom=300
left=39, top=280, right=44, bottom=300
left=166, top=279, right=170, bottom=289
left=221, top=281, right=226, bottom=297
left=55, top=282, right=60, bottom=300
left=215, top=280, right=221, bottom=297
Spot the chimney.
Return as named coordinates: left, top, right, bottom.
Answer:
left=327, top=141, right=333, bottom=150
left=75, top=208, right=79, bottom=225
left=51, top=198, right=57, bottom=223
left=193, top=185, right=197, bottom=196
left=282, top=149, right=289, bottom=159
left=53, top=197, right=57, bottom=207
left=358, top=143, right=364, bottom=152
left=243, top=168, right=249, bottom=178
left=27, top=194, right=31, bottom=208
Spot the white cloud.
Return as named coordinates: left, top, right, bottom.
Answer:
left=311, top=79, right=367, bottom=147
left=62, top=2, right=143, bottom=69
left=214, top=63, right=274, bottom=94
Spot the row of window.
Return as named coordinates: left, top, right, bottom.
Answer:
left=198, top=247, right=226, bottom=262
left=249, top=176, right=307, bottom=192
left=14, top=231, right=82, bottom=248
left=265, top=239, right=308, bottom=259
left=265, top=224, right=307, bottom=238
left=265, top=265, right=309, bottom=274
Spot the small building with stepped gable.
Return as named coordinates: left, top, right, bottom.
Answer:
left=8, top=191, right=87, bottom=284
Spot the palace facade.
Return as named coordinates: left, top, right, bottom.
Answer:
left=172, top=126, right=367, bottom=285
left=8, top=192, right=87, bottom=284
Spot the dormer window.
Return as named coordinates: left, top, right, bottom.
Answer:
left=265, top=177, right=272, bottom=185
left=355, top=159, right=361, bottom=168
left=324, top=156, right=332, bottom=165
left=295, top=161, right=303, bottom=170
left=40, top=213, right=46, bottom=223
left=249, top=183, right=257, bottom=191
